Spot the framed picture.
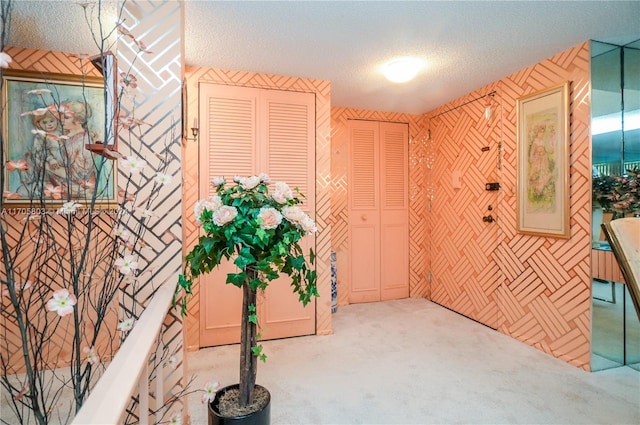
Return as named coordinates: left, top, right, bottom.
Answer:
left=2, top=70, right=117, bottom=207
left=516, top=81, right=570, bottom=238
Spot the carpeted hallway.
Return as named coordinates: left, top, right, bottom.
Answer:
left=187, top=298, right=640, bottom=424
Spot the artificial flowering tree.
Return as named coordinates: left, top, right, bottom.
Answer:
left=178, top=174, right=318, bottom=414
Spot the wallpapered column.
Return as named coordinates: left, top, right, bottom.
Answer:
left=426, top=42, right=592, bottom=369
left=117, top=0, right=185, bottom=418
left=183, top=67, right=332, bottom=349
left=330, top=108, right=428, bottom=305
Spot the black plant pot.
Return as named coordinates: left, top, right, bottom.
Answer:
left=208, top=384, right=271, bottom=425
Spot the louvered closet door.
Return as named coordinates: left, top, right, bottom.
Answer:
left=348, top=120, right=382, bottom=303
left=259, top=89, right=316, bottom=340
left=348, top=120, right=408, bottom=303
left=198, top=82, right=316, bottom=347
left=379, top=122, right=409, bottom=300
left=199, top=84, right=258, bottom=346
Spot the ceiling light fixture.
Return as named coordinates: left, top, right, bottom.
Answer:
left=382, top=57, right=425, bottom=83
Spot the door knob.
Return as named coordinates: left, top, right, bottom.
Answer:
left=361, top=214, right=367, bottom=221
left=482, top=215, right=495, bottom=223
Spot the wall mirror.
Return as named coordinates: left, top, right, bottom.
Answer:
left=590, top=38, right=640, bottom=372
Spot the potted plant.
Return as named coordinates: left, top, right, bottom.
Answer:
left=593, top=167, right=640, bottom=218
left=177, top=174, right=318, bottom=423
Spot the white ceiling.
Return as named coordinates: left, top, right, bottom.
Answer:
left=6, top=1, right=640, bottom=115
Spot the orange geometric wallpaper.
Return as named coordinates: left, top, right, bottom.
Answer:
left=330, top=108, right=428, bottom=305
left=183, top=67, right=333, bottom=350
left=425, top=42, right=592, bottom=370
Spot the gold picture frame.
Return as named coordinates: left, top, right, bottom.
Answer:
left=2, top=70, right=117, bottom=208
left=516, top=81, right=570, bottom=238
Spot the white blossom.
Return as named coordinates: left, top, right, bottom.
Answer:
left=168, top=411, right=183, bottom=425
left=211, top=176, right=225, bottom=187
left=57, top=202, right=82, bottom=215
left=115, top=254, right=138, bottom=275
left=0, top=52, right=12, bottom=68
left=83, top=346, right=100, bottom=365
left=155, top=173, right=172, bottom=185
left=118, top=317, right=135, bottom=332
left=46, top=289, right=77, bottom=317
left=201, top=381, right=220, bottom=404
left=121, top=156, right=147, bottom=174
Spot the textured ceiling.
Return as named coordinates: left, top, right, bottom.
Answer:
left=6, top=1, right=640, bottom=114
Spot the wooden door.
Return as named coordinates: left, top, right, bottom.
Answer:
left=379, top=122, right=409, bottom=300
left=348, top=120, right=409, bottom=303
left=198, top=82, right=316, bottom=347
left=429, top=112, right=500, bottom=329
left=260, top=88, right=316, bottom=339
left=348, top=121, right=381, bottom=303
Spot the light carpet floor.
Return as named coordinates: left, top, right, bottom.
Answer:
left=187, top=298, right=640, bottom=425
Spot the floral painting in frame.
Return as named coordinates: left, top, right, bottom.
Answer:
left=516, top=81, right=570, bottom=238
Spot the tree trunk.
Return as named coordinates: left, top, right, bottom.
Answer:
left=239, top=267, right=258, bottom=407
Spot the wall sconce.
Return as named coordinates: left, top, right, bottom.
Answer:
left=186, top=118, right=199, bottom=142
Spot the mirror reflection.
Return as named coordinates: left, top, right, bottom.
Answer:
left=591, top=39, right=640, bottom=371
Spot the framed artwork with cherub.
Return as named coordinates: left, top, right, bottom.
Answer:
left=2, top=70, right=116, bottom=207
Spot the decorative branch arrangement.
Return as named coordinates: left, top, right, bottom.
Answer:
left=0, top=1, right=191, bottom=424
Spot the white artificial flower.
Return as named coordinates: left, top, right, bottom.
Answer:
left=0, top=52, right=12, bottom=68
left=208, top=195, right=223, bottom=210
left=46, top=289, right=77, bottom=317
left=258, top=207, right=282, bottom=230
left=300, top=214, right=318, bottom=234
left=120, top=156, right=147, bottom=174
left=83, top=346, right=100, bottom=365
left=240, top=175, right=261, bottom=190
left=212, top=206, right=238, bottom=226
left=115, top=254, right=138, bottom=275
left=167, top=355, right=178, bottom=370
left=113, top=226, right=131, bottom=242
left=194, top=195, right=223, bottom=224
left=135, top=207, right=154, bottom=218
left=201, top=381, right=220, bottom=404
left=118, top=317, right=135, bottom=332
left=211, top=176, right=225, bottom=187
left=57, top=202, right=82, bottom=215
left=2, top=280, right=33, bottom=297
left=154, top=172, right=172, bottom=185
left=168, top=411, right=183, bottom=425
left=282, top=205, right=306, bottom=225
left=272, top=181, right=294, bottom=204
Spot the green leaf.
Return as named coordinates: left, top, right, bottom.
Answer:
left=249, top=277, right=263, bottom=290
left=248, top=304, right=256, bottom=312
left=248, top=313, right=258, bottom=324
left=226, top=272, right=247, bottom=288
left=251, top=345, right=268, bottom=362
left=234, top=247, right=257, bottom=269
left=255, top=227, right=268, bottom=244
left=202, top=237, right=216, bottom=254
left=309, top=248, right=316, bottom=264
left=289, top=255, right=305, bottom=271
